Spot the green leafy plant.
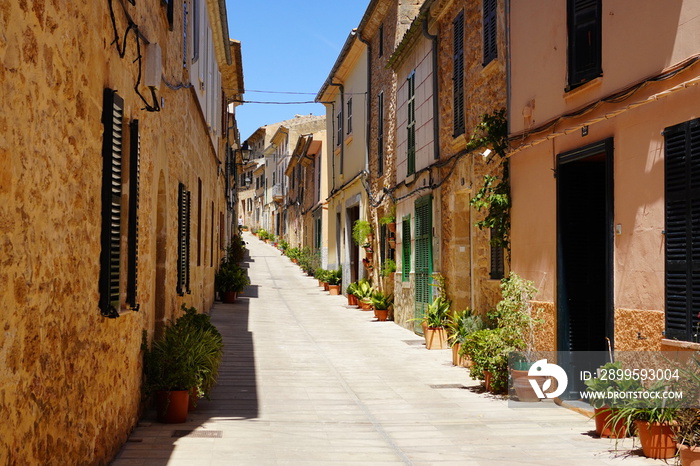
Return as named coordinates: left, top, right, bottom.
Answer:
left=447, top=308, right=485, bottom=347
left=226, top=235, right=246, bottom=263
left=326, top=268, right=342, bottom=286
left=380, top=259, right=396, bottom=277
left=676, top=408, right=700, bottom=448
left=215, top=263, right=250, bottom=293
left=278, top=239, right=289, bottom=253
left=370, top=290, right=394, bottom=310
left=353, top=278, right=374, bottom=300
left=352, top=219, right=372, bottom=246
left=286, top=246, right=301, bottom=261
left=346, top=281, right=359, bottom=296
left=422, top=296, right=451, bottom=329
left=462, top=328, right=512, bottom=392
left=298, top=247, right=320, bottom=275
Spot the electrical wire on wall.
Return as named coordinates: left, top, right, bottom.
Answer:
left=107, top=0, right=160, bottom=112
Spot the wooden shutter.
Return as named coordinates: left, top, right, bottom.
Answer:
left=99, top=89, right=123, bottom=318
left=177, top=183, right=191, bottom=296
left=489, top=228, right=504, bottom=280
left=453, top=11, right=465, bottom=136
left=664, top=119, right=700, bottom=341
left=414, top=196, right=433, bottom=314
left=402, top=216, right=411, bottom=281
left=407, top=73, right=416, bottom=176
left=567, top=0, right=602, bottom=89
left=378, top=92, right=384, bottom=175
left=126, top=120, right=140, bottom=310
left=483, top=0, right=497, bottom=65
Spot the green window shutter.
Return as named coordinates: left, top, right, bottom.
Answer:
left=453, top=10, right=465, bottom=137
left=483, top=0, right=497, bottom=65
left=99, top=89, right=123, bottom=318
left=402, top=215, right=411, bottom=281
left=414, top=195, right=433, bottom=313
left=664, top=118, right=700, bottom=341
left=126, top=120, right=140, bottom=311
left=177, top=183, right=192, bottom=296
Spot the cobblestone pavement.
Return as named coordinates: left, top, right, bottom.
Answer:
left=112, top=232, right=664, bottom=465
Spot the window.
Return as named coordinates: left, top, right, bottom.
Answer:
left=177, top=182, right=192, bottom=296
left=402, top=215, right=411, bottom=281
left=182, top=1, right=188, bottom=68
left=378, top=92, right=384, bottom=175
left=567, top=0, right=602, bottom=90
left=378, top=23, right=384, bottom=57
left=489, top=228, right=504, bottom=279
left=99, top=89, right=124, bottom=318
left=163, top=0, right=174, bottom=31
left=127, top=120, right=141, bottom=311
left=197, top=178, right=202, bottom=266
left=414, top=196, right=433, bottom=312
left=192, top=0, right=199, bottom=62
left=483, top=0, right=497, bottom=65
left=407, top=72, right=416, bottom=176
left=347, top=98, right=353, bottom=134
left=336, top=110, right=342, bottom=146
left=664, top=118, right=700, bottom=342
left=453, top=11, right=465, bottom=136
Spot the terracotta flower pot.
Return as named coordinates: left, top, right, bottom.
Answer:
left=679, top=443, right=700, bottom=466
left=484, top=370, right=493, bottom=392
left=635, top=420, right=677, bottom=459
left=328, top=284, right=340, bottom=295
left=593, top=406, right=627, bottom=438
left=451, top=344, right=465, bottom=366
left=222, top=291, right=237, bottom=303
left=510, top=369, right=547, bottom=403
left=323, top=282, right=330, bottom=291
left=359, top=299, right=372, bottom=311
left=155, top=390, right=189, bottom=424
left=348, top=294, right=358, bottom=306
left=387, top=222, right=396, bottom=233
left=424, top=327, right=448, bottom=350
left=375, top=309, right=389, bottom=321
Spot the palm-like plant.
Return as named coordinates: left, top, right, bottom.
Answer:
left=370, top=290, right=394, bottom=310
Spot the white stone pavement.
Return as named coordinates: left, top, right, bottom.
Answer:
left=112, top=232, right=664, bottom=466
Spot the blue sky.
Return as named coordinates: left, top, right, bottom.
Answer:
left=226, top=1, right=369, bottom=141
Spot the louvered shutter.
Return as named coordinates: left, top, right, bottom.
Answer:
left=483, top=0, right=497, bottom=65
left=490, top=227, right=504, bottom=280
left=567, top=0, right=602, bottom=89
left=177, top=183, right=192, bottom=296
left=407, top=73, right=416, bottom=176
left=402, top=216, right=411, bottom=281
left=99, top=89, right=123, bottom=318
left=126, top=120, right=140, bottom=310
left=453, top=11, right=465, bottom=136
left=414, top=196, right=433, bottom=319
left=664, top=119, right=700, bottom=341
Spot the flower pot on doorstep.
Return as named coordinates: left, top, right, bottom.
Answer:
left=635, top=420, right=677, bottom=459
left=155, top=390, right=189, bottom=424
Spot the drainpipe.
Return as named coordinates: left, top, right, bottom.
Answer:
left=422, top=17, right=440, bottom=162
left=357, top=33, right=372, bottom=175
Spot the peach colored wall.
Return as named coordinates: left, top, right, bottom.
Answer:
left=510, top=1, right=699, bottom=135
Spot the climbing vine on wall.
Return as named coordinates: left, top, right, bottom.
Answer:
left=469, top=109, right=511, bottom=251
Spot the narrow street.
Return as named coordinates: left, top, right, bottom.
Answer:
left=112, top=234, right=659, bottom=466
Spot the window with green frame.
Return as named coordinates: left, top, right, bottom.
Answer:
left=402, top=215, right=411, bottom=281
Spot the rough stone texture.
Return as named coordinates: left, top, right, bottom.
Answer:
left=531, top=301, right=557, bottom=351
left=0, top=1, right=231, bottom=464
left=394, top=272, right=416, bottom=330
left=432, top=0, right=507, bottom=316
left=614, top=308, right=665, bottom=351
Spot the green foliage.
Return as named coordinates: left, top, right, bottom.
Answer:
left=297, top=247, right=320, bottom=274
left=421, top=296, right=451, bottom=329
left=370, top=290, right=394, bottom=310
left=346, top=281, right=359, bottom=296
left=226, top=235, right=246, bottom=263
left=468, top=109, right=511, bottom=251
left=353, top=278, right=374, bottom=300
left=326, top=268, right=342, bottom=286
left=676, top=408, right=700, bottom=447
left=215, top=263, right=250, bottom=293
left=583, top=361, right=644, bottom=409
left=278, top=239, right=289, bottom=252
left=352, top=220, right=372, bottom=246
left=286, top=247, right=301, bottom=260
left=447, top=308, right=485, bottom=347
left=380, top=259, right=396, bottom=277
left=462, top=328, right=513, bottom=393
left=256, top=229, right=269, bottom=240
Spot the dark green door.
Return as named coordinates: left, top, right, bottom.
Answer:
left=414, top=195, right=433, bottom=332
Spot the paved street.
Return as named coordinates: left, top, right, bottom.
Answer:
left=112, top=233, right=663, bottom=466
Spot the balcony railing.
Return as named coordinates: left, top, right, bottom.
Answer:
left=272, top=184, right=284, bottom=202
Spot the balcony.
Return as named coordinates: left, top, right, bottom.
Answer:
left=272, top=184, right=284, bottom=203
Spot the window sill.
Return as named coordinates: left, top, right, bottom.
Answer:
left=564, top=77, right=602, bottom=100
left=344, top=134, right=353, bottom=145
left=452, top=133, right=467, bottom=152
left=660, top=339, right=700, bottom=351
left=481, top=58, right=500, bottom=76
left=334, top=146, right=341, bottom=157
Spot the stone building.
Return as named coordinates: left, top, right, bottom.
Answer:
left=508, top=1, right=700, bottom=353
left=0, top=0, right=242, bottom=463
left=388, top=0, right=507, bottom=330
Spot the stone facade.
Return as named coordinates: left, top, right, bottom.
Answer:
left=0, top=1, right=240, bottom=463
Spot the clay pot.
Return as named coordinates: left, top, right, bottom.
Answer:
left=328, top=285, right=340, bottom=295
left=222, top=291, right=237, bottom=303
left=593, top=406, right=627, bottom=438
left=424, top=327, right=448, bottom=350
left=679, top=443, right=700, bottom=466
left=323, top=282, right=330, bottom=291
left=635, top=420, right=677, bottom=459
left=347, top=294, right=358, bottom=306
left=510, top=369, right=547, bottom=403
left=375, top=309, right=389, bottom=321
left=359, top=299, right=372, bottom=311
left=451, top=344, right=465, bottom=366
left=155, top=390, right=189, bottom=424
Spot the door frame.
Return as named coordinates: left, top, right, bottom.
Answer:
left=556, top=137, right=615, bottom=351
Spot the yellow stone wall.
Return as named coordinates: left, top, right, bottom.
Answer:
left=0, top=1, right=228, bottom=463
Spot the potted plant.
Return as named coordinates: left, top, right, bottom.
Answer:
left=346, top=281, right=359, bottom=306
left=327, top=268, right=342, bottom=295
left=354, top=279, right=374, bottom=310
left=380, top=211, right=396, bottom=234
left=447, top=308, right=484, bottom=367
left=421, top=296, right=451, bottom=350
left=676, top=408, right=700, bottom=465
left=215, top=263, right=250, bottom=303
left=380, top=259, right=396, bottom=280
left=370, top=290, right=393, bottom=321
left=353, top=219, right=372, bottom=248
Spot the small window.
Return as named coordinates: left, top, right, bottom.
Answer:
left=483, top=0, right=497, bottom=65
left=407, top=72, right=416, bottom=176
left=378, top=24, right=384, bottom=57
left=402, top=215, right=411, bottom=281
left=177, top=183, right=192, bottom=296
left=378, top=92, right=384, bottom=175
left=453, top=11, right=465, bottom=137
left=347, top=98, right=353, bottom=134
left=336, top=110, right=342, bottom=146
left=567, top=0, right=602, bottom=90
left=489, top=228, right=504, bottom=280
left=163, top=0, right=174, bottom=31
left=192, top=0, right=199, bottom=63
left=126, top=120, right=141, bottom=311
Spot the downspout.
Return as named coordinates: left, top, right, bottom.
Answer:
left=422, top=17, right=440, bottom=161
